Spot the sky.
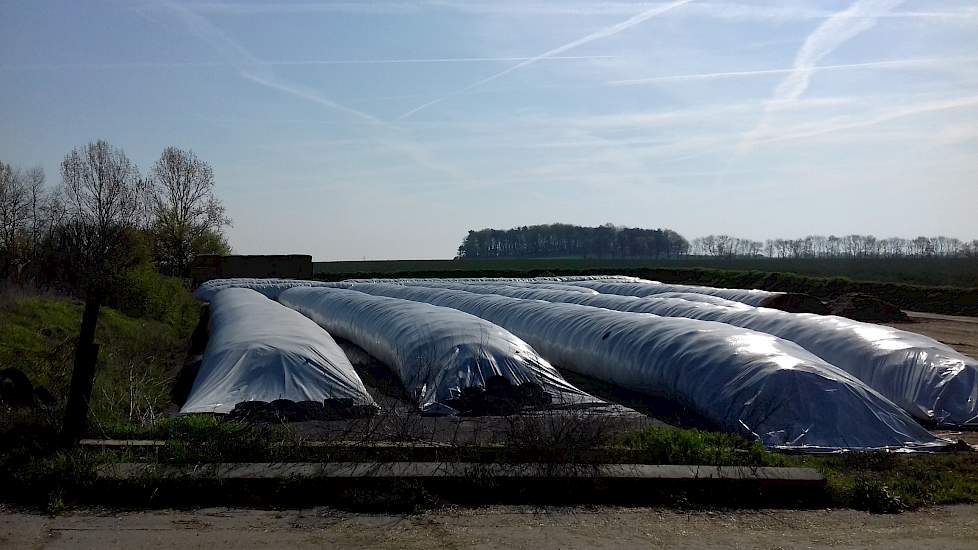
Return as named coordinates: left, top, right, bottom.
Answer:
left=2, top=0, right=977, bottom=260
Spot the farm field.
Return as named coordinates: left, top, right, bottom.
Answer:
left=314, top=257, right=978, bottom=288
left=312, top=262, right=978, bottom=317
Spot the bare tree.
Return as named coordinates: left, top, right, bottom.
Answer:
left=0, top=161, right=31, bottom=275
left=148, top=147, right=230, bottom=276
left=58, top=140, right=146, bottom=444
left=60, top=140, right=146, bottom=286
left=23, top=166, right=46, bottom=261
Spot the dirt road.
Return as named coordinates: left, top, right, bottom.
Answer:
left=2, top=504, right=977, bottom=549
left=885, top=312, right=978, bottom=359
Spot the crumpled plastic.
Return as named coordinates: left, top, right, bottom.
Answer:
left=181, top=287, right=376, bottom=414
left=278, top=286, right=602, bottom=415
left=335, top=282, right=946, bottom=451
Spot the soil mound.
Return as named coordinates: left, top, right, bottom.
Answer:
left=828, top=293, right=909, bottom=322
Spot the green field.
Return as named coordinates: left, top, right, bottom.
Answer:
left=315, top=256, right=978, bottom=287
left=313, top=259, right=978, bottom=317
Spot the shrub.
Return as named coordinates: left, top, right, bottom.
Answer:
left=103, top=267, right=200, bottom=333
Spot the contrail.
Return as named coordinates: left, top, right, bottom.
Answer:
left=184, top=1, right=978, bottom=20
left=659, top=94, right=978, bottom=165
left=0, top=55, right=617, bottom=71
left=736, top=0, right=906, bottom=154
left=751, top=95, right=978, bottom=147
left=776, top=0, right=907, bottom=103
left=148, top=0, right=470, bottom=181
left=397, top=0, right=696, bottom=119
left=607, top=56, right=962, bottom=86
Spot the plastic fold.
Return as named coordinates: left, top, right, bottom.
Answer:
left=181, top=287, right=376, bottom=414
left=334, top=282, right=945, bottom=451
left=278, top=286, right=601, bottom=415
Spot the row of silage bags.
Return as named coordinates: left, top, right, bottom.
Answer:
left=338, top=283, right=944, bottom=451
left=555, top=277, right=831, bottom=313
left=344, top=276, right=823, bottom=312
left=180, top=288, right=376, bottom=415
left=277, top=286, right=602, bottom=415
left=194, top=277, right=335, bottom=302
left=404, top=281, right=978, bottom=427
left=552, top=278, right=780, bottom=306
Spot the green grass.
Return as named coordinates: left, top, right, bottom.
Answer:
left=618, top=427, right=781, bottom=467
left=796, top=452, right=978, bottom=511
left=620, top=427, right=978, bottom=512
left=0, top=291, right=195, bottom=430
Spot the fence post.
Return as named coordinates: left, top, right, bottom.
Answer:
left=61, top=297, right=102, bottom=446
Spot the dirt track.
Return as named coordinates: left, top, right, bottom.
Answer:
left=3, top=504, right=977, bottom=549
left=885, top=312, right=978, bottom=359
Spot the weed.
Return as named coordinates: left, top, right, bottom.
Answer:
left=848, top=478, right=905, bottom=513
left=619, top=426, right=781, bottom=467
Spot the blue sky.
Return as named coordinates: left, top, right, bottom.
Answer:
left=2, top=0, right=976, bottom=260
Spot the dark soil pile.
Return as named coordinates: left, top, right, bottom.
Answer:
left=828, top=293, right=909, bottom=322
left=763, top=293, right=829, bottom=314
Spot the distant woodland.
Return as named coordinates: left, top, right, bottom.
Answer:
left=456, top=224, right=690, bottom=259
left=456, top=224, right=978, bottom=260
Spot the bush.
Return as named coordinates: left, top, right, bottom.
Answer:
left=849, top=478, right=905, bottom=513
left=103, top=267, right=200, bottom=333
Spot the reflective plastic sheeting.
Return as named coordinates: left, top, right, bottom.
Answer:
left=194, top=278, right=334, bottom=302
left=181, top=288, right=376, bottom=414
left=277, top=286, right=600, bottom=415
left=402, top=281, right=978, bottom=426
left=554, top=279, right=782, bottom=307
left=339, top=283, right=944, bottom=451
left=454, top=282, right=978, bottom=426
left=344, top=276, right=788, bottom=308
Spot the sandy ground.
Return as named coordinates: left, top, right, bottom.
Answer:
left=2, top=504, right=977, bottom=549
left=886, top=312, right=978, bottom=359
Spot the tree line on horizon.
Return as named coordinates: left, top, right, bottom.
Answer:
left=456, top=223, right=690, bottom=259
left=691, top=234, right=978, bottom=259
left=455, top=224, right=978, bottom=260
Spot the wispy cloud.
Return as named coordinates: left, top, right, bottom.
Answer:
left=653, top=93, right=978, bottom=165
left=737, top=0, right=906, bottom=154
left=396, top=0, right=696, bottom=119
left=751, top=95, right=978, bottom=147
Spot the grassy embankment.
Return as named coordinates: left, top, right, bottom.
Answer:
left=1, top=277, right=199, bottom=510
left=314, top=262, right=978, bottom=317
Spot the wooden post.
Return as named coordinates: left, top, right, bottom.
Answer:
left=62, top=297, right=102, bottom=446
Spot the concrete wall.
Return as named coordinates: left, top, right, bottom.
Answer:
left=191, top=255, right=313, bottom=286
